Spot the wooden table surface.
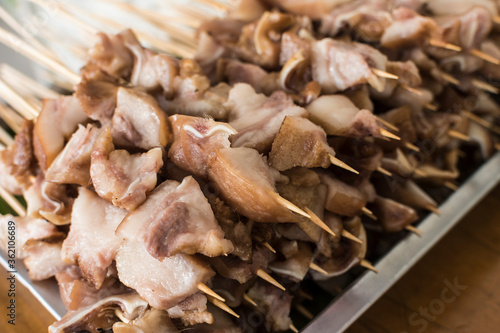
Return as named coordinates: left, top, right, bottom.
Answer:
left=1, top=184, right=499, bottom=333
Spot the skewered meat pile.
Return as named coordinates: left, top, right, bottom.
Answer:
left=1, top=0, right=500, bottom=332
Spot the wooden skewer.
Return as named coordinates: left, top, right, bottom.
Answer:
left=447, top=129, right=471, bottom=142
left=329, top=154, right=359, bottom=174
left=256, top=269, right=286, bottom=291
left=195, top=0, right=230, bottom=11
left=341, top=230, right=363, bottom=244
left=444, top=181, right=459, bottom=191
left=425, top=205, right=441, bottom=215
left=360, top=259, right=378, bottom=273
left=297, top=290, right=314, bottom=301
left=243, top=293, right=257, bottom=307
left=262, top=242, right=277, bottom=254
left=471, top=78, right=499, bottom=94
left=0, top=26, right=80, bottom=86
left=462, top=111, right=500, bottom=135
left=0, top=104, right=22, bottom=133
left=303, top=207, right=336, bottom=237
left=208, top=297, right=240, bottom=318
left=400, top=84, right=424, bottom=96
left=0, top=64, right=60, bottom=99
left=469, top=49, right=500, bottom=66
left=309, top=262, right=329, bottom=275
left=414, top=168, right=428, bottom=178
left=197, top=283, right=225, bottom=302
left=379, top=128, right=401, bottom=141
left=272, top=193, right=311, bottom=219
left=0, top=78, right=39, bottom=119
left=289, top=323, right=299, bottom=333
left=439, top=71, right=460, bottom=86
left=362, top=207, right=377, bottom=221
left=425, top=103, right=438, bottom=111
left=0, top=186, right=26, bottom=216
left=376, top=166, right=393, bottom=177
left=375, top=116, right=399, bottom=132
left=428, top=38, right=462, bottom=52
left=405, top=225, right=422, bottom=236
left=404, top=142, right=421, bottom=152
left=493, top=16, right=500, bottom=25
left=0, top=126, right=14, bottom=146
left=372, top=68, right=399, bottom=80
left=295, top=304, right=314, bottom=320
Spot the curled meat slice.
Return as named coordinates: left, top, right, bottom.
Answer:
left=247, top=280, right=293, bottom=332
left=62, top=187, right=128, bottom=289
left=24, top=239, right=70, bottom=281
left=117, top=176, right=233, bottom=258
left=227, top=83, right=308, bottom=152
left=24, top=175, right=75, bottom=225
left=269, top=116, right=335, bottom=171
left=111, top=87, right=170, bottom=150
left=0, top=119, right=36, bottom=194
left=269, top=241, right=312, bottom=281
left=207, top=147, right=300, bottom=223
left=0, top=214, right=59, bottom=259
left=90, top=127, right=163, bottom=210
left=45, top=124, right=101, bottom=186
left=48, top=293, right=148, bottom=333
left=33, top=95, right=88, bottom=172
left=311, top=38, right=387, bottom=93
left=307, top=95, right=381, bottom=138
left=168, top=115, right=235, bottom=178
left=381, top=7, right=441, bottom=48
left=116, top=240, right=215, bottom=310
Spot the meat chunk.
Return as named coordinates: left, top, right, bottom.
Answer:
left=318, top=172, right=367, bottom=217
left=269, top=241, right=312, bottom=281
left=33, top=95, right=88, bottom=172
left=44, top=124, right=101, bottom=186
left=166, top=293, right=214, bottom=326
left=311, top=38, right=387, bottom=93
left=24, top=175, right=75, bottom=225
left=90, top=127, right=163, bottom=210
left=117, top=176, right=233, bottom=258
left=62, top=187, right=128, bottom=289
left=24, top=239, right=70, bottom=281
left=0, top=119, right=36, bottom=194
left=307, top=95, right=381, bottom=138
left=116, top=240, right=215, bottom=310
left=370, top=196, right=419, bottom=232
left=168, top=115, right=235, bottom=178
left=111, top=87, right=170, bottom=150
left=0, top=214, right=60, bottom=259
left=224, top=59, right=279, bottom=94
left=381, top=7, right=441, bottom=48
left=247, top=280, right=292, bottom=332
left=269, top=116, right=335, bottom=171
left=207, top=147, right=301, bottom=223
left=113, top=308, right=180, bottom=333
left=227, top=83, right=308, bottom=152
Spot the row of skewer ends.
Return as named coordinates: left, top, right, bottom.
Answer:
left=1, top=0, right=500, bottom=332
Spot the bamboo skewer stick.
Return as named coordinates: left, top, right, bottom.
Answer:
left=360, top=259, right=378, bottom=273
left=0, top=78, right=39, bottom=119
left=405, top=225, right=422, bottom=236
left=342, top=230, right=363, bottom=244
left=262, top=241, right=277, bottom=254
left=304, top=207, right=336, bottom=237
left=309, top=262, right=329, bottom=275
left=463, top=111, right=500, bottom=135
left=372, top=68, right=399, bottom=80
left=376, top=166, right=393, bottom=177
left=379, top=128, right=401, bottom=141
left=428, top=38, right=462, bottom=52
left=329, top=154, right=359, bottom=174
left=208, top=297, right=240, bottom=318
left=289, top=323, right=299, bottom=333
left=0, top=126, right=14, bottom=146
left=297, top=290, right=313, bottom=301
left=0, top=104, right=23, bottom=133
left=272, top=193, right=311, bottom=219
left=362, top=207, right=377, bottom=220
left=469, top=49, right=500, bottom=66
left=0, top=64, right=60, bottom=99
left=256, top=269, right=286, bottom=291
left=471, top=78, right=499, bottom=94
left=404, top=142, right=421, bottom=152
left=295, top=304, right=314, bottom=320
left=0, top=186, right=26, bottom=216
left=375, top=116, right=399, bottom=132
left=447, top=130, right=471, bottom=142
left=243, top=293, right=257, bottom=307
left=197, top=283, right=226, bottom=302
left=444, top=181, right=459, bottom=191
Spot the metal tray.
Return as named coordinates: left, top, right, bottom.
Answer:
left=1, top=152, right=499, bottom=331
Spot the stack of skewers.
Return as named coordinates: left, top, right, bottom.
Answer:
left=1, top=0, right=500, bottom=332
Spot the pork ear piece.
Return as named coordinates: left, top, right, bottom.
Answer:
left=111, top=87, right=171, bottom=150
left=207, top=147, right=301, bottom=223
left=168, top=114, right=235, bottom=178
left=117, top=176, right=234, bottom=259
left=0, top=119, right=37, bottom=194
left=90, top=126, right=163, bottom=210
left=113, top=308, right=180, bottom=333
left=33, top=96, right=89, bottom=171
left=48, top=293, right=148, bottom=333
left=269, top=116, right=335, bottom=171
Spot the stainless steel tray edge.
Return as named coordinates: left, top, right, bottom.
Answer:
left=303, top=152, right=500, bottom=333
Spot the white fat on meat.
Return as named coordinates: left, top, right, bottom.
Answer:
left=111, top=87, right=170, bottom=150
left=33, top=95, right=89, bottom=171
left=45, top=124, right=101, bottom=186
left=0, top=214, right=59, bottom=259
left=115, top=240, right=215, bottom=310
left=166, top=293, right=214, bottom=326
left=226, top=83, right=308, bottom=152
left=307, top=95, right=381, bottom=138
left=168, top=115, right=235, bottom=178
left=117, top=176, right=233, bottom=258
left=207, top=147, right=300, bottom=223
left=24, top=240, right=70, bottom=281
left=311, top=39, right=387, bottom=93
left=62, top=187, right=127, bottom=289
left=90, top=127, right=163, bottom=210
